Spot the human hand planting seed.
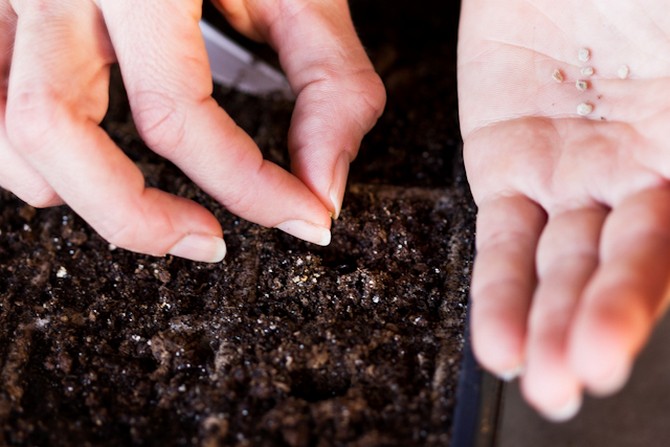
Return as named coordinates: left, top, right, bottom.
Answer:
left=0, top=0, right=385, bottom=262
left=458, top=0, right=670, bottom=420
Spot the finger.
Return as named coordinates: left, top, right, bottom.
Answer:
left=569, top=188, right=670, bottom=396
left=209, top=0, right=263, bottom=41
left=99, top=0, right=332, bottom=245
left=470, top=195, right=547, bottom=379
left=0, top=133, right=62, bottom=207
left=522, top=207, right=606, bottom=421
left=224, top=0, right=386, bottom=218
left=6, top=1, right=226, bottom=262
left=0, top=3, right=60, bottom=206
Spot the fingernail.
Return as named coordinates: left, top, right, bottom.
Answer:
left=328, top=153, right=350, bottom=220
left=275, top=220, right=331, bottom=246
left=543, top=394, right=583, bottom=422
left=589, top=360, right=632, bottom=397
left=498, top=365, right=524, bottom=382
left=168, top=234, right=227, bottom=263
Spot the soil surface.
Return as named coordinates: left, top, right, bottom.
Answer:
left=0, top=1, right=474, bottom=446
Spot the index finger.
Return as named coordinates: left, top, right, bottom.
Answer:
left=214, top=0, right=386, bottom=218
left=470, top=195, right=547, bottom=378
left=99, top=0, right=332, bottom=245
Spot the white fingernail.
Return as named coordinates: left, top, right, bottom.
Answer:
left=589, top=361, right=632, bottom=397
left=328, top=153, right=350, bottom=220
left=498, top=365, right=524, bottom=382
left=543, top=395, right=583, bottom=422
left=168, top=234, right=227, bottom=263
left=275, top=220, right=331, bottom=246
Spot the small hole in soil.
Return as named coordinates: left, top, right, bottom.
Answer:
left=320, top=252, right=358, bottom=275
left=290, top=368, right=351, bottom=402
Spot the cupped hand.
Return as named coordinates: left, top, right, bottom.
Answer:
left=458, top=0, right=670, bottom=420
left=0, top=0, right=385, bottom=262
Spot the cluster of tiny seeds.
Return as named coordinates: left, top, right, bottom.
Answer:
left=552, top=47, right=631, bottom=117
left=575, top=47, right=593, bottom=115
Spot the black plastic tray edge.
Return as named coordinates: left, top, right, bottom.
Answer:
left=450, top=303, right=504, bottom=447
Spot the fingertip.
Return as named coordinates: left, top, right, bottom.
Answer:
left=470, top=295, right=528, bottom=379
left=498, top=364, right=524, bottom=382
left=471, top=327, right=525, bottom=381
left=540, top=393, right=583, bottom=423
left=569, top=319, right=634, bottom=397
left=328, top=152, right=350, bottom=220
left=167, top=233, right=227, bottom=263
left=274, top=219, right=332, bottom=246
left=586, top=360, right=632, bottom=397
left=521, top=358, right=583, bottom=422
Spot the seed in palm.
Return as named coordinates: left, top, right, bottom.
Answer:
left=578, top=48, right=591, bottom=62
left=580, top=66, right=594, bottom=77
left=552, top=69, right=564, bottom=83
left=617, top=65, right=630, bottom=79
left=577, top=102, right=593, bottom=116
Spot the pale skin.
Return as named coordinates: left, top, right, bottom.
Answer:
left=459, top=0, right=670, bottom=421
left=0, top=0, right=385, bottom=262
left=5, top=0, right=670, bottom=424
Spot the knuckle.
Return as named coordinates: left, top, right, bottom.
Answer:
left=22, top=188, right=60, bottom=209
left=213, top=158, right=261, bottom=217
left=99, top=219, right=142, bottom=253
left=6, top=87, right=61, bottom=153
left=131, top=90, right=187, bottom=157
left=95, top=197, right=176, bottom=256
left=9, top=0, right=48, bottom=15
left=221, top=179, right=256, bottom=216
left=356, top=70, right=386, bottom=124
left=210, top=0, right=260, bottom=39
left=15, top=183, right=60, bottom=208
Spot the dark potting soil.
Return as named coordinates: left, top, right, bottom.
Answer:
left=0, top=0, right=474, bottom=446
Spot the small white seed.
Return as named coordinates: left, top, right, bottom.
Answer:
left=580, top=66, right=594, bottom=77
left=617, top=64, right=630, bottom=79
left=578, top=47, right=591, bottom=62
left=575, top=80, right=589, bottom=92
left=552, top=68, right=564, bottom=83
left=577, top=102, right=594, bottom=116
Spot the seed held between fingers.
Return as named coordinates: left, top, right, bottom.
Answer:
left=577, top=102, right=593, bottom=116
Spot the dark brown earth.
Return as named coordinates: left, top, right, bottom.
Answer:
left=0, top=1, right=474, bottom=446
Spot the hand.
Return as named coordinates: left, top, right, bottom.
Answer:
left=0, top=0, right=385, bottom=262
left=458, top=0, right=670, bottom=420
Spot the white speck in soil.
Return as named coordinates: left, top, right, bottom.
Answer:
left=35, top=317, right=50, bottom=329
left=56, top=266, right=68, bottom=279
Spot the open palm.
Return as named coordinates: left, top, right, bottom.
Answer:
left=458, top=0, right=670, bottom=420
